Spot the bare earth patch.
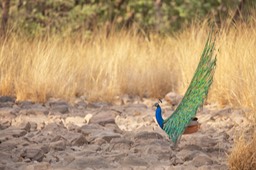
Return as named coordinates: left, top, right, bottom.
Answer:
left=0, top=95, right=253, bottom=170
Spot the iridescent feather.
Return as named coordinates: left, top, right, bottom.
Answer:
left=162, top=32, right=217, bottom=144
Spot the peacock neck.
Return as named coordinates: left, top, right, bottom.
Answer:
left=155, top=105, right=164, bottom=129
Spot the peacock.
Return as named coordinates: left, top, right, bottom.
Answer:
left=154, top=32, right=217, bottom=145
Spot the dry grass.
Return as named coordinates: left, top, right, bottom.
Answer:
left=228, top=133, right=256, bottom=170
left=0, top=22, right=256, bottom=112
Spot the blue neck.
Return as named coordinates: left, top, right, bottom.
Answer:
left=155, top=105, right=164, bottom=129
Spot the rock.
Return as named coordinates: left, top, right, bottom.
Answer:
left=46, top=99, right=69, bottom=114
left=52, top=153, right=75, bottom=167
left=51, top=104, right=69, bottom=114
left=12, top=113, right=47, bottom=130
left=42, top=123, right=64, bottom=133
left=74, top=99, right=88, bottom=109
left=90, top=111, right=116, bottom=126
left=0, top=140, right=17, bottom=152
left=0, top=96, right=15, bottom=103
left=110, top=138, right=133, bottom=151
left=21, top=147, right=45, bottom=162
left=1, top=163, right=25, bottom=170
left=67, top=156, right=112, bottom=169
left=91, top=138, right=107, bottom=145
left=121, top=154, right=148, bottom=166
left=0, top=102, right=14, bottom=107
left=29, top=122, right=38, bottom=131
left=71, top=134, right=88, bottom=146
left=165, top=92, right=183, bottom=106
left=192, top=154, right=214, bottom=167
left=0, top=151, right=12, bottom=165
left=46, top=99, right=68, bottom=107
left=134, top=131, right=163, bottom=141
left=50, top=140, right=67, bottom=151
left=201, top=136, right=218, bottom=147
left=64, top=116, right=87, bottom=128
left=23, top=162, right=50, bottom=170
left=124, top=104, right=148, bottom=113
left=78, top=124, right=105, bottom=136
left=15, top=122, right=31, bottom=132
left=90, top=131, right=121, bottom=143
left=0, top=127, right=27, bottom=138
left=104, top=123, right=123, bottom=133
left=0, top=120, right=11, bottom=130
left=18, top=106, right=49, bottom=115
left=88, top=102, right=112, bottom=108
left=16, top=101, right=35, bottom=109
left=0, top=108, right=18, bottom=119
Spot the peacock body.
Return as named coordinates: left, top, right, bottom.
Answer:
left=154, top=32, right=217, bottom=145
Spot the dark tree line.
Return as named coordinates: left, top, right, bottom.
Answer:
left=0, top=0, right=252, bottom=36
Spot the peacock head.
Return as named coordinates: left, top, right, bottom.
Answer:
left=154, top=103, right=159, bottom=107
left=153, top=99, right=162, bottom=107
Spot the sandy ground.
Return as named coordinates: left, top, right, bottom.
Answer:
left=0, top=95, right=252, bottom=170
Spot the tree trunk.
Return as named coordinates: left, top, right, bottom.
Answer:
left=154, top=0, right=163, bottom=32
left=232, top=0, right=246, bottom=23
left=1, top=0, right=11, bottom=36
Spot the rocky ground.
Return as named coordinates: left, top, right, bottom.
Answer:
left=0, top=94, right=252, bottom=170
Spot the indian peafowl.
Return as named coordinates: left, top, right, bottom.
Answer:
left=154, top=32, right=217, bottom=145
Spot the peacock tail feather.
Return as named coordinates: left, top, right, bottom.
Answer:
left=163, top=32, right=217, bottom=144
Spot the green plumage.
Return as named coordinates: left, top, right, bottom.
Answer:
left=163, top=32, right=217, bottom=144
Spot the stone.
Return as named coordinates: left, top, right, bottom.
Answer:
left=23, top=162, right=50, bottom=170
left=74, top=99, right=88, bottom=109
left=0, top=108, right=18, bottom=119
left=134, top=131, right=163, bottom=141
left=64, top=116, right=87, bottom=128
left=87, top=102, right=112, bottom=108
left=53, top=153, right=75, bottom=167
left=90, top=131, right=121, bottom=143
left=71, top=134, right=88, bottom=146
left=0, top=151, right=12, bottom=164
left=16, top=101, right=34, bottom=109
left=0, top=96, right=15, bottom=103
left=21, top=147, right=45, bottom=162
left=121, top=154, right=148, bottom=166
left=165, top=92, right=183, bottom=106
left=51, top=104, right=69, bottom=114
left=67, top=156, right=112, bottom=169
left=90, top=111, right=116, bottom=126
left=78, top=124, right=105, bottom=136
left=0, top=102, right=14, bottom=107
left=12, top=113, right=47, bottom=130
left=29, top=122, right=38, bottom=131
left=0, top=140, right=17, bottom=152
left=18, top=107, right=49, bottom=115
left=50, top=140, right=66, bottom=151
left=91, top=138, right=107, bottom=145
left=110, top=138, right=133, bottom=151
left=17, top=122, right=31, bottom=132
left=0, top=120, right=11, bottom=130
left=104, top=123, right=123, bottom=133
left=192, top=155, right=214, bottom=167
left=0, top=127, right=27, bottom=138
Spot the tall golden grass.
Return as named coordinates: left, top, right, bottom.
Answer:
left=1, top=23, right=256, bottom=111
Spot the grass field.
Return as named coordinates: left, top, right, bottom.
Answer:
left=0, top=22, right=256, bottom=169
left=1, top=23, right=256, bottom=111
